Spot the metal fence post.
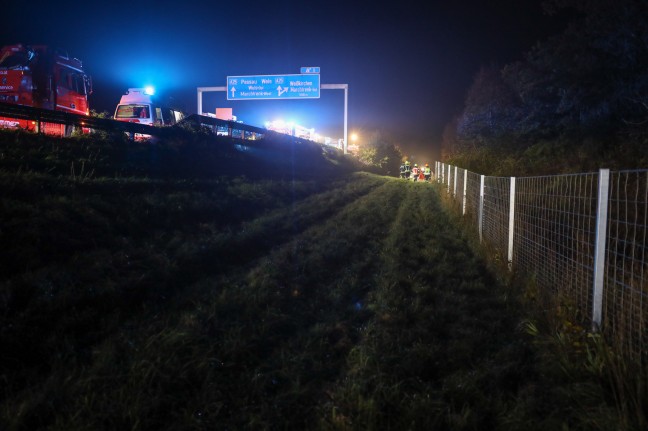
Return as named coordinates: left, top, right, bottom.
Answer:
left=592, top=169, right=610, bottom=330
left=508, top=177, right=516, bottom=270
left=462, top=169, right=468, bottom=215
left=479, top=175, right=485, bottom=242
left=447, top=165, right=452, bottom=194
left=454, top=166, right=458, bottom=197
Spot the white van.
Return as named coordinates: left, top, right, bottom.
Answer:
left=114, top=88, right=184, bottom=126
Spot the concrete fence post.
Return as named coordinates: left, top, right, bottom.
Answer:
left=454, top=166, right=458, bottom=197
left=592, top=169, right=610, bottom=330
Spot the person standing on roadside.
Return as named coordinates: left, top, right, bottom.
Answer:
left=424, top=163, right=431, bottom=182
left=411, top=163, right=420, bottom=181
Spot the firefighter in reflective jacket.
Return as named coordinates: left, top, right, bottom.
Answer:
left=411, top=164, right=420, bottom=181
left=401, top=160, right=411, bottom=179
left=424, top=163, right=431, bottom=182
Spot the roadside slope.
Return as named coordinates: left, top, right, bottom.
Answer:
left=1, top=130, right=615, bottom=430
left=3, top=173, right=536, bottom=430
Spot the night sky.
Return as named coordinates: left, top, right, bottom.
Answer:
left=1, top=0, right=568, bottom=157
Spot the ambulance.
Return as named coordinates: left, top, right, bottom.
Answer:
left=113, top=87, right=184, bottom=127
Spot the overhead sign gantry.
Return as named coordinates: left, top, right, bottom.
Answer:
left=197, top=68, right=349, bottom=153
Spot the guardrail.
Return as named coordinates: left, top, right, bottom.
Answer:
left=436, top=161, right=648, bottom=364
left=0, top=101, right=167, bottom=136
left=0, top=102, right=319, bottom=146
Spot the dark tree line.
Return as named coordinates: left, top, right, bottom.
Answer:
left=356, top=131, right=404, bottom=176
left=444, top=0, right=648, bottom=172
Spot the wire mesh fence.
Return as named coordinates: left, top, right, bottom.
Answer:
left=465, top=171, right=481, bottom=227
left=606, top=170, right=648, bottom=361
left=515, top=174, right=598, bottom=319
left=436, top=163, right=648, bottom=363
left=482, top=176, right=511, bottom=259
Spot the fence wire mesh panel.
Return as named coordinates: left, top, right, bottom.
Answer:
left=482, top=177, right=511, bottom=257
left=435, top=163, right=648, bottom=361
left=452, top=168, right=466, bottom=212
left=465, top=171, right=481, bottom=227
left=515, top=174, right=598, bottom=319
left=605, top=170, right=648, bottom=362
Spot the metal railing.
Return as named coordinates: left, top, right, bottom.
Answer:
left=0, top=101, right=323, bottom=147
left=436, top=162, right=648, bottom=362
left=0, top=101, right=174, bottom=136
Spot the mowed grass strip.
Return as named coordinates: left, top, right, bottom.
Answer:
left=0, top=172, right=388, bottom=429
left=4, top=178, right=405, bottom=430
left=317, top=181, right=532, bottom=430
left=0, top=169, right=371, bottom=273
left=172, top=172, right=386, bottom=274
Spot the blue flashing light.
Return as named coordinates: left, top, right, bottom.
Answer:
left=144, top=86, right=155, bottom=96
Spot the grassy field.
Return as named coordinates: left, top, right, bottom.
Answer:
left=0, top=130, right=640, bottom=430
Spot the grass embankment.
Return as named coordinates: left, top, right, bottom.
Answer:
left=0, top=130, right=638, bottom=429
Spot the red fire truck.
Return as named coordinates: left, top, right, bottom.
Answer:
left=0, top=44, right=92, bottom=135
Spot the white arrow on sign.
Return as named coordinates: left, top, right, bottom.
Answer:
left=277, top=86, right=288, bottom=97
left=230, top=87, right=237, bottom=97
